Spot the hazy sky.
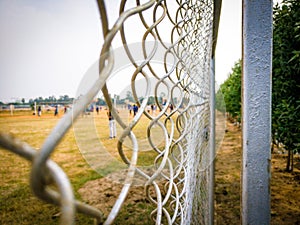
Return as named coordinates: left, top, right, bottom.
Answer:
left=0, top=0, right=277, bottom=103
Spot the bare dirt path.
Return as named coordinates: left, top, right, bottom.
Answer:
left=215, top=120, right=300, bottom=225
left=215, top=121, right=241, bottom=224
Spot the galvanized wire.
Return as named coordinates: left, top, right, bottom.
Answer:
left=0, top=0, right=216, bottom=224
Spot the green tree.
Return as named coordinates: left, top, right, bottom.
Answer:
left=147, top=96, right=155, bottom=105
left=126, top=91, right=134, bottom=102
left=96, top=97, right=106, bottom=106
left=272, top=0, right=300, bottom=171
left=217, top=60, right=241, bottom=123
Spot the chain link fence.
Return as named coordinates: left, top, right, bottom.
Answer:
left=0, top=0, right=222, bottom=224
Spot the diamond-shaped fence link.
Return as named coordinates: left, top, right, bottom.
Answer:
left=0, top=1, right=221, bottom=224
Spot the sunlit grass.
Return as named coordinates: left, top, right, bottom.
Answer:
left=0, top=110, right=100, bottom=224
left=0, top=109, right=181, bottom=224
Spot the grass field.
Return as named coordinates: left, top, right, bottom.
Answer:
left=1, top=109, right=299, bottom=224
left=0, top=110, right=103, bottom=224
left=0, top=108, right=176, bottom=224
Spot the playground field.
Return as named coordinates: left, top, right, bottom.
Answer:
left=0, top=110, right=299, bottom=224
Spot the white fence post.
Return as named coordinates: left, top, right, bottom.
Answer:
left=242, top=0, right=272, bottom=224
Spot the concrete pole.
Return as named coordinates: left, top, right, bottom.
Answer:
left=209, top=57, right=216, bottom=225
left=114, top=94, right=117, bottom=109
left=10, top=104, right=14, bottom=116
left=242, top=0, right=272, bottom=224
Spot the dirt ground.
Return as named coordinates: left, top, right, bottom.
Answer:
left=79, top=167, right=164, bottom=224
left=79, top=120, right=300, bottom=224
left=215, top=121, right=300, bottom=225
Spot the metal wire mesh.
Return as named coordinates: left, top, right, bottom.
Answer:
left=0, top=0, right=216, bottom=224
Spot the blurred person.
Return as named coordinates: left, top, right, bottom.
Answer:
left=133, top=104, right=138, bottom=116
left=54, top=105, right=58, bottom=116
left=107, top=110, right=117, bottom=139
left=38, top=106, right=42, bottom=117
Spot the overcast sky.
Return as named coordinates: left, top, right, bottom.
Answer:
left=0, top=0, right=278, bottom=103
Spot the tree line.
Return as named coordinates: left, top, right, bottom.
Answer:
left=1, top=91, right=171, bottom=108
left=216, top=0, right=300, bottom=171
